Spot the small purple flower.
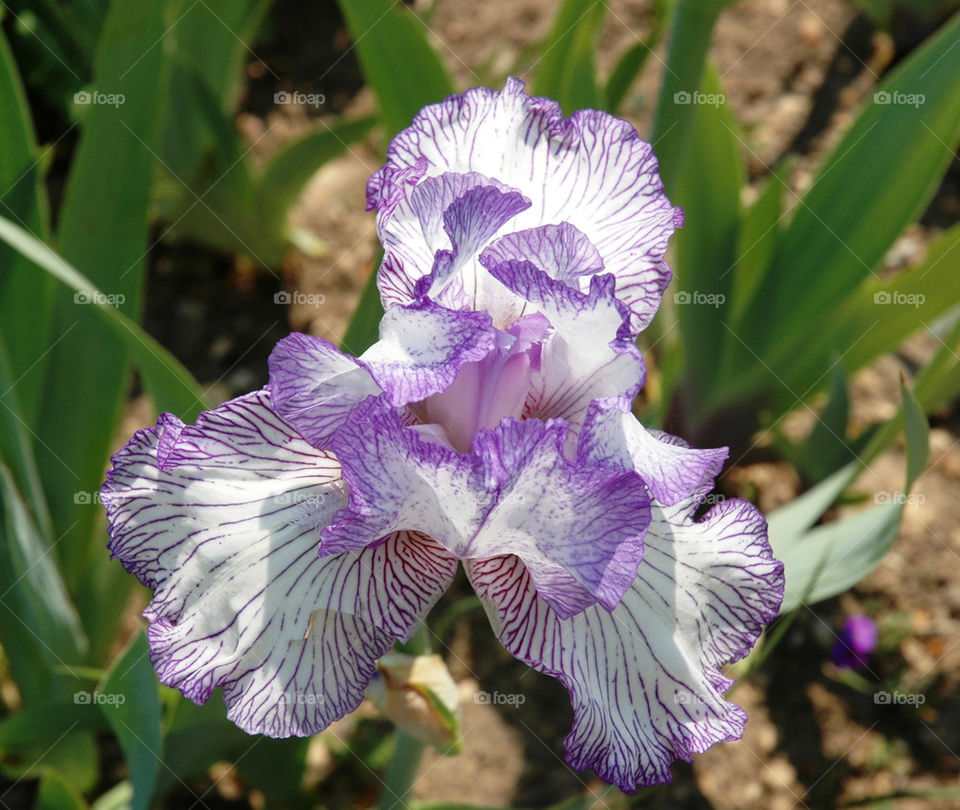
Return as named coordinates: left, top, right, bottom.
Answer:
left=101, top=79, right=783, bottom=792
left=831, top=615, right=877, bottom=669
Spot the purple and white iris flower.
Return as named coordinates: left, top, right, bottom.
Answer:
left=101, top=79, right=783, bottom=791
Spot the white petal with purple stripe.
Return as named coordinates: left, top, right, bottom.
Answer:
left=467, top=496, right=783, bottom=790
left=101, top=391, right=456, bottom=736
left=368, top=77, right=681, bottom=332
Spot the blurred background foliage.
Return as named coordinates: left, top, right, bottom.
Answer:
left=0, top=0, right=959, bottom=807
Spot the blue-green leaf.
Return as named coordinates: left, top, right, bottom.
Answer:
left=334, top=0, right=453, bottom=136
left=97, top=631, right=162, bottom=810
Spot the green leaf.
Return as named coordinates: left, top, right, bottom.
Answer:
left=33, top=0, right=178, bottom=660
left=0, top=463, right=87, bottom=701
left=669, top=63, right=743, bottom=399
left=902, top=382, right=928, bottom=489
left=90, top=782, right=133, bottom=810
left=0, top=701, right=108, bottom=750
left=739, top=10, right=960, bottom=357
left=97, top=631, right=163, bottom=810
left=532, top=0, right=608, bottom=113
left=0, top=26, right=54, bottom=426
left=0, top=331, right=53, bottom=539
left=761, top=223, right=960, bottom=416
left=1, top=730, right=99, bottom=794
left=771, top=380, right=929, bottom=612
left=777, top=364, right=853, bottom=484
left=728, top=164, right=787, bottom=324
left=603, top=0, right=669, bottom=113
left=0, top=215, right=208, bottom=418
left=649, top=0, right=727, bottom=192
left=34, top=770, right=89, bottom=810
left=335, top=0, right=454, bottom=136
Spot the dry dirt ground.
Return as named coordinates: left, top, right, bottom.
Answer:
left=139, top=0, right=960, bottom=807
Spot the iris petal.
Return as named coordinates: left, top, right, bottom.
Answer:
left=102, top=391, right=456, bottom=736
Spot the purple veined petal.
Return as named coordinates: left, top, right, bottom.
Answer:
left=368, top=77, right=681, bottom=332
left=580, top=399, right=729, bottom=506
left=413, top=184, right=533, bottom=322
left=100, top=390, right=457, bottom=737
left=481, top=222, right=604, bottom=288
left=269, top=302, right=502, bottom=446
left=378, top=172, right=525, bottom=308
left=361, top=296, right=500, bottom=408
left=378, top=173, right=531, bottom=313
left=268, top=332, right=381, bottom=448
left=466, top=496, right=783, bottom=791
left=481, top=256, right=645, bottom=436
left=322, top=398, right=651, bottom=618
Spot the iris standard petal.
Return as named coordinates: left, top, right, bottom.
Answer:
left=367, top=77, right=681, bottom=332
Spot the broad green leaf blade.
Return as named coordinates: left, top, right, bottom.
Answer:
left=740, top=10, right=960, bottom=355
left=34, top=770, right=89, bottom=810
left=0, top=700, right=108, bottom=750
left=0, top=463, right=88, bottom=700
left=0, top=215, right=208, bottom=418
left=856, top=313, right=960, bottom=465
left=782, top=222, right=960, bottom=402
left=782, top=364, right=853, bottom=484
left=777, top=501, right=902, bottom=614
left=98, top=631, right=162, bottom=810
left=155, top=66, right=260, bottom=260
left=766, top=459, right=863, bottom=548
left=748, top=223, right=960, bottom=422
left=0, top=26, right=54, bottom=426
left=649, top=0, right=729, bottom=191
left=168, top=0, right=268, bottom=114
left=1, top=730, right=99, bottom=793
left=34, top=0, right=176, bottom=656
left=90, top=782, right=133, bottom=810
left=159, top=696, right=251, bottom=789
left=728, top=164, right=787, bottom=324
left=603, top=0, right=669, bottom=113
left=0, top=331, right=53, bottom=539
left=532, top=0, right=607, bottom=113
left=335, top=0, right=453, bottom=136
left=669, top=63, right=743, bottom=404
left=771, top=381, right=929, bottom=612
